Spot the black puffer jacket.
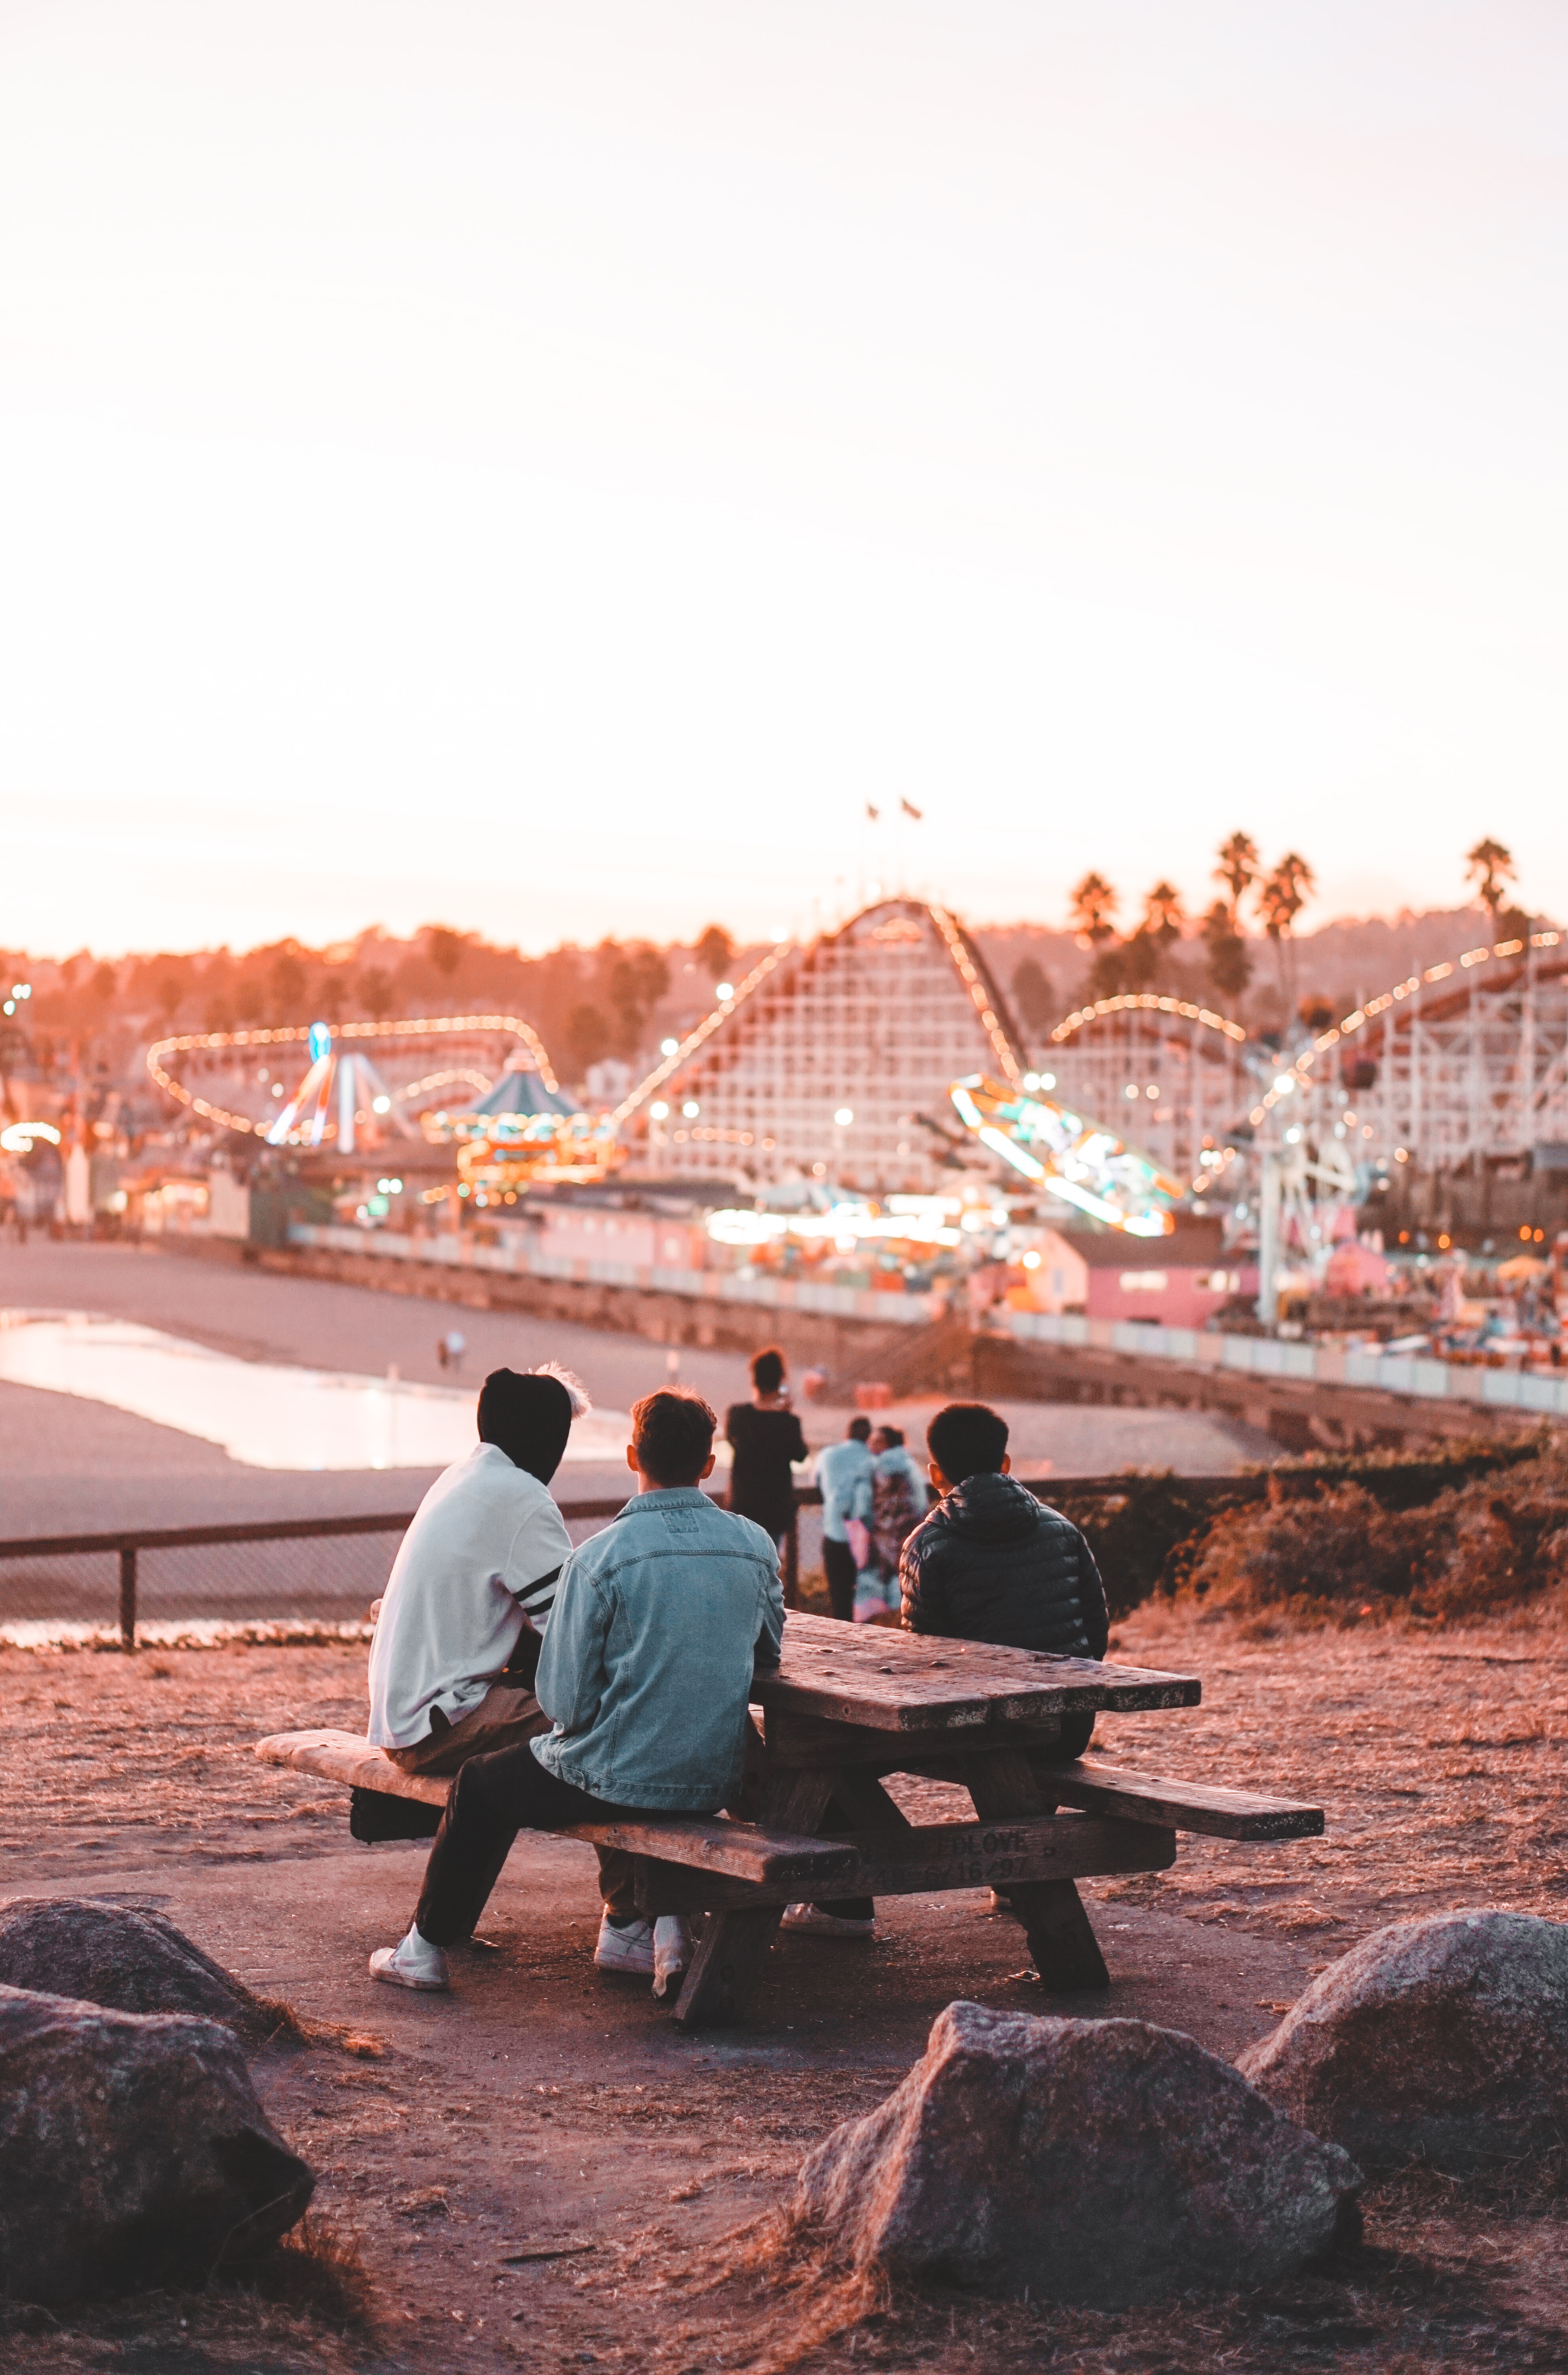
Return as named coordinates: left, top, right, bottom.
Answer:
left=898, top=1471, right=1109, bottom=1660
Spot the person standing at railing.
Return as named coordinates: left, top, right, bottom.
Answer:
left=724, top=1345, right=809, bottom=1556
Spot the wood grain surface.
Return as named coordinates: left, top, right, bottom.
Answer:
left=757, top=1609, right=1200, bottom=1732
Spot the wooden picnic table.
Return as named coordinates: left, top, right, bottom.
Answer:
left=258, top=1609, right=1323, bottom=2031
left=644, top=1611, right=1288, bottom=2026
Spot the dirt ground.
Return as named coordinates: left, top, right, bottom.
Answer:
left=3, top=1591, right=1566, bottom=2373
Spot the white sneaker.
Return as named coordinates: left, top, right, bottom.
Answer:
left=652, top=1916, right=691, bottom=1999
left=780, top=1903, right=876, bottom=1938
left=368, top=1923, right=450, bottom=1991
left=594, top=1913, right=657, bottom=1975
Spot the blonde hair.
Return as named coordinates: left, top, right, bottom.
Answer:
left=531, top=1360, right=591, bottom=1416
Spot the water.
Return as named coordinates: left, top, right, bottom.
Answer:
left=0, top=1309, right=635, bottom=1472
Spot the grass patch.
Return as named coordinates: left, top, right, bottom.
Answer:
left=1177, top=1437, right=1568, bottom=1625
left=223, top=2212, right=375, bottom=2333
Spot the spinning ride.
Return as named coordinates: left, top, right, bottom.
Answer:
left=947, top=1075, right=1181, bottom=1237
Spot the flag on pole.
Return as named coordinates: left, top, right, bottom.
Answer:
left=900, top=798, right=923, bottom=820
left=865, top=802, right=880, bottom=821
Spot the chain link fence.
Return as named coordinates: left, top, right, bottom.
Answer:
left=0, top=1494, right=832, bottom=1643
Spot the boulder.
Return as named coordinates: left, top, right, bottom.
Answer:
left=0, top=1898, right=280, bottom=2046
left=791, top=1999, right=1360, bottom=2307
left=0, top=1983, right=313, bottom=2303
left=1238, top=1910, right=1568, bottom=2172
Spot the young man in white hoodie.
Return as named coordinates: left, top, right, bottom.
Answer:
left=367, top=1363, right=586, bottom=1776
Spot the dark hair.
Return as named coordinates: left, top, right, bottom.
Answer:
left=847, top=1416, right=872, bottom=1442
left=879, top=1424, right=904, bottom=1449
left=478, top=1367, right=579, bottom=1484
left=926, top=1402, right=1009, bottom=1485
left=631, top=1387, right=717, bottom=1486
left=750, top=1345, right=786, bottom=1395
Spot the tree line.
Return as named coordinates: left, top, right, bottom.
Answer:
left=1014, top=834, right=1528, bottom=1038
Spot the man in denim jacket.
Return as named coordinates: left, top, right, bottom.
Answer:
left=370, top=1387, right=784, bottom=1999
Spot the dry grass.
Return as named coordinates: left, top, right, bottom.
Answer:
left=1179, top=1440, right=1568, bottom=1626
left=539, top=2167, right=1568, bottom=2374
left=224, top=2210, right=377, bottom=2332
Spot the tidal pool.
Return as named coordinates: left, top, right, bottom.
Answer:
left=0, top=1310, right=636, bottom=1472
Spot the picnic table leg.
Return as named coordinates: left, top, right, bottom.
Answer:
left=670, top=1769, right=838, bottom=2029
left=958, top=1748, right=1110, bottom=1993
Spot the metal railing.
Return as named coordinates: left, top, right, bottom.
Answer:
left=0, top=1473, right=1111, bottom=1647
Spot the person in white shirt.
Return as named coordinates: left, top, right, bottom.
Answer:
left=814, top=1416, right=873, bottom=1622
left=367, top=1363, right=588, bottom=1775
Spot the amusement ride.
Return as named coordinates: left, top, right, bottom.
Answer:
left=144, top=909, right=1567, bottom=1323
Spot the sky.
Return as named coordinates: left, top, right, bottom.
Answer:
left=1, top=1, right=1565, bottom=960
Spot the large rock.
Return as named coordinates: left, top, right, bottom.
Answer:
left=1239, top=1910, right=1568, bottom=2172
left=792, top=2000, right=1360, bottom=2307
left=0, top=1899, right=279, bottom=2046
left=0, top=1984, right=313, bottom=2303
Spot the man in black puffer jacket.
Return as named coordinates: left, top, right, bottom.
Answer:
left=900, top=1402, right=1109, bottom=1756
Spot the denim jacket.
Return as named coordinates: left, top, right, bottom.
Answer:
left=531, top=1488, right=785, bottom=1810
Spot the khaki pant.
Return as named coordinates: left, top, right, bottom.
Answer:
left=387, top=1682, right=552, bottom=1777
left=387, top=1685, right=636, bottom=1918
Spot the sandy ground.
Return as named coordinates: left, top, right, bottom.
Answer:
left=0, top=1237, right=1274, bottom=1639
left=3, top=1592, right=1566, bottom=2372
left=0, top=1239, right=1275, bottom=1523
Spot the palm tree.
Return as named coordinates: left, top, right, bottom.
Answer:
left=1143, top=881, right=1185, bottom=948
left=1258, top=853, right=1316, bottom=1012
left=1068, top=872, right=1117, bottom=947
left=1215, top=832, right=1260, bottom=926
left=1465, top=838, right=1514, bottom=938
left=1201, top=899, right=1251, bottom=1007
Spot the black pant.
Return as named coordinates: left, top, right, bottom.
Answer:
left=822, top=1537, right=858, bottom=1623
left=413, top=1741, right=657, bottom=1947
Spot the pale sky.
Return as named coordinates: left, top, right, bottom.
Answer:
left=2, top=2, right=1565, bottom=959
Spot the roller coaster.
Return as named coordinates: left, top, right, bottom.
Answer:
left=146, top=918, right=1567, bottom=1226
left=1044, top=929, right=1567, bottom=1210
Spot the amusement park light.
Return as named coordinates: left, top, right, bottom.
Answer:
left=1273, top=1075, right=1296, bottom=1094
left=2, top=1001, right=11, bottom=1016
left=650, top=1102, right=669, bottom=1120
left=660, top=1037, right=679, bottom=1056
left=11, top=983, right=30, bottom=998
left=1021, top=1250, right=1042, bottom=1269
left=308, top=1022, right=331, bottom=1062
left=682, top=1101, right=700, bottom=1119
left=834, top=1108, right=854, bottom=1127
left=372, top=1094, right=391, bottom=1113
left=716, top=982, right=734, bottom=1001
left=0, top=1120, right=59, bottom=1151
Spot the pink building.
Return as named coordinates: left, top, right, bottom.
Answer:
left=1065, top=1221, right=1251, bottom=1328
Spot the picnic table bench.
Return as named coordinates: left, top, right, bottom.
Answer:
left=258, top=1611, right=1322, bottom=2027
